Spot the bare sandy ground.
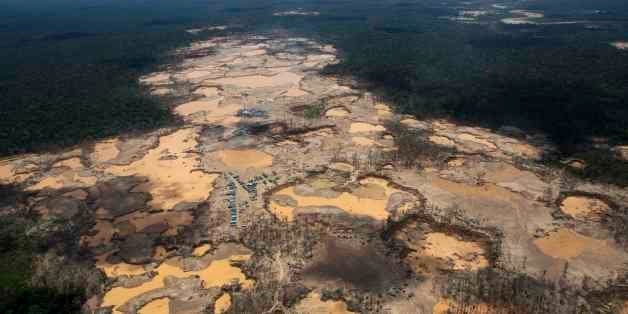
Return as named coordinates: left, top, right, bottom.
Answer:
left=422, top=232, right=488, bottom=270
left=107, top=128, right=218, bottom=210
left=533, top=228, right=620, bottom=260
left=349, top=122, right=386, bottom=133
left=295, top=292, right=354, bottom=314
left=101, top=252, right=252, bottom=314
left=269, top=176, right=412, bottom=221
left=215, top=149, right=273, bottom=169
left=560, top=195, right=609, bottom=219
left=138, top=298, right=169, bottom=314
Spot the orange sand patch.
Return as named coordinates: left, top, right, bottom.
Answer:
left=193, top=244, right=212, bottom=257
left=429, top=175, right=525, bottom=204
left=374, top=103, right=391, bottom=111
left=374, top=103, right=392, bottom=118
left=429, top=136, right=455, bottom=147
left=351, top=137, right=379, bottom=147
left=101, top=255, right=252, bottom=314
left=193, top=87, right=220, bottom=98
left=153, top=246, right=168, bottom=261
left=27, top=172, right=97, bottom=191
left=349, top=122, right=386, bottom=133
left=175, top=100, right=242, bottom=127
left=533, top=228, right=615, bottom=259
left=95, top=254, right=147, bottom=278
left=53, top=157, right=82, bottom=170
left=175, top=98, right=223, bottom=116
left=457, top=133, right=497, bottom=149
left=560, top=196, right=609, bottom=219
left=282, top=88, right=309, bottom=97
left=433, top=299, right=495, bottom=314
left=91, top=140, right=119, bottom=164
left=107, top=128, right=218, bottom=210
left=215, top=149, right=273, bottom=169
left=303, top=128, right=334, bottom=139
left=421, top=233, right=488, bottom=271
left=329, top=162, right=354, bottom=173
left=138, top=298, right=169, bottom=314
left=0, top=161, right=14, bottom=183
left=294, top=292, right=354, bottom=314
left=447, top=157, right=465, bottom=167
left=182, top=69, right=222, bottom=81
left=269, top=177, right=401, bottom=221
left=325, top=107, right=350, bottom=118
left=432, top=299, right=453, bottom=314
left=210, top=72, right=303, bottom=89
left=400, top=118, right=425, bottom=129
left=215, top=293, right=232, bottom=314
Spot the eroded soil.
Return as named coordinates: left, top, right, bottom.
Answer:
left=2, top=31, right=628, bottom=314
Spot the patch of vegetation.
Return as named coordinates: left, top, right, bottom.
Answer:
left=384, top=119, right=455, bottom=169
left=0, top=188, right=102, bottom=314
left=439, top=265, right=628, bottom=314
left=302, top=103, right=326, bottom=120
left=569, top=149, right=628, bottom=187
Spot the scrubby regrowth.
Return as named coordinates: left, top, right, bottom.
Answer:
left=1, top=31, right=627, bottom=314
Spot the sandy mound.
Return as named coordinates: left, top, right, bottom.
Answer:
left=351, top=137, right=379, bottom=147
left=294, top=292, right=354, bottom=314
left=400, top=118, right=427, bottom=129
left=328, top=162, right=354, bottom=173
left=560, top=196, right=609, bottom=219
left=215, top=149, right=273, bottom=169
left=349, top=122, right=386, bottom=133
left=193, top=244, right=212, bottom=257
left=0, top=161, right=13, bottom=182
left=325, top=107, right=350, bottom=118
left=429, top=136, right=455, bottom=147
left=214, top=293, right=232, bottom=313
